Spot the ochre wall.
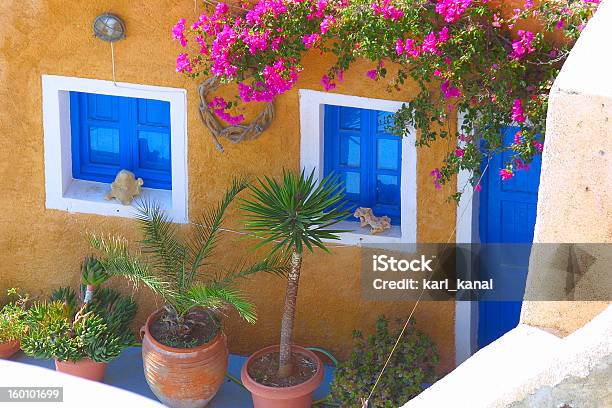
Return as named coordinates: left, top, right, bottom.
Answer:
left=0, top=1, right=456, bottom=370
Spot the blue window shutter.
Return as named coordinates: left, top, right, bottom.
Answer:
left=70, top=92, right=172, bottom=190
left=324, top=105, right=402, bottom=224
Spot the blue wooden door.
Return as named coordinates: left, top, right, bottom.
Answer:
left=478, top=126, right=541, bottom=348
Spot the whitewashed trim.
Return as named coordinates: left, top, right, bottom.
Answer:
left=42, top=75, right=188, bottom=223
left=454, top=111, right=479, bottom=365
left=298, top=89, right=417, bottom=245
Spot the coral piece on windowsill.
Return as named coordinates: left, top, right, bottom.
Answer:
left=354, top=207, right=391, bottom=235
left=105, top=170, right=143, bottom=205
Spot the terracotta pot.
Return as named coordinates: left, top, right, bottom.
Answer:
left=241, top=345, right=324, bottom=408
left=0, top=340, right=20, bottom=359
left=55, top=358, right=107, bottom=381
left=141, top=309, right=229, bottom=408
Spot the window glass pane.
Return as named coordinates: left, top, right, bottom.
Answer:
left=339, top=107, right=361, bottom=130
left=89, top=127, right=120, bottom=165
left=87, top=94, right=119, bottom=121
left=376, top=111, right=393, bottom=133
left=138, top=99, right=171, bottom=127
left=339, top=134, right=360, bottom=167
left=377, top=139, right=399, bottom=171
left=376, top=175, right=399, bottom=205
left=344, top=172, right=360, bottom=195
left=138, top=131, right=171, bottom=171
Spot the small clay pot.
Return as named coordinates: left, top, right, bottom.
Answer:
left=241, top=345, right=324, bottom=408
left=0, top=340, right=20, bottom=359
left=55, top=358, right=107, bottom=381
left=141, top=309, right=229, bottom=408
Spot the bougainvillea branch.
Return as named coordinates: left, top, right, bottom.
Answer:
left=174, top=0, right=600, bottom=200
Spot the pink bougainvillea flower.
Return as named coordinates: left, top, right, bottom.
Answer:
left=366, top=69, right=378, bottom=80
left=509, top=30, right=535, bottom=60
left=511, top=99, right=526, bottom=123
left=175, top=53, right=192, bottom=73
left=321, top=75, right=336, bottom=91
left=422, top=32, right=438, bottom=54
left=492, top=14, right=502, bottom=28
left=433, top=69, right=443, bottom=77
left=533, top=140, right=544, bottom=152
left=455, top=148, right=465, bottom=157
left=336, top=69, right=344, bottom=82
left=556, top=19, right=565, bottom=29
left=438, top=27, right=450, bottom=43
left=474, top=183, right=482, bottom=192
left=238, top=59, right=302, bottom=102
left=430, top=168, right=442, bottom=190
left=208, top=96, right=244, bottom=125
left=435, top=0, right=472, bottom=23
left=320, top=15, right=336, bottom=34
left=372, top=0, right=405, bottom=21
left=303, top=33, right=320, bottom=49
left=500, top=168, right=514, bottom=180
left=524, top=0, right=534, bottom=9
left=246, top=0, right=287, bottom=25
left=513, top=130, right=523, bottom=145
left=441, top=80, right=461, bottom=99
left=395, top=38, right=404, bottom=55
left=514, top=158, right=530, bottom=171
left=172, top=18, right=188, bottom=47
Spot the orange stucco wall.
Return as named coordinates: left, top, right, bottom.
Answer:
left=0, top=1, right=456, bottom=370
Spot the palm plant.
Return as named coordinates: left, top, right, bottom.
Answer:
left=91, top=177, right=287, bottom=347
left=241, top=169, right=349, bottom=378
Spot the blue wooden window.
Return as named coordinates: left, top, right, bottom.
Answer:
left=70, top=92, right=172, bottom=190
left=324, top=105, right=402, bottom=224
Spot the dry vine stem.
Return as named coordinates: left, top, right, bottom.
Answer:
left=198, top=76, right=274, bottom=152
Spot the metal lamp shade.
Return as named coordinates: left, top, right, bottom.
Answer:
left=93, top=13, right=125, bottom=42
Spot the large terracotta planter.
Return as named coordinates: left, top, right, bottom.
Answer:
left=55, top=358, right=107, bottom=381
left=0, top=340, right=20, bottom=359
left=141, top=309, right=229, bottom=408
left=241, top=345, right=324, bottom=408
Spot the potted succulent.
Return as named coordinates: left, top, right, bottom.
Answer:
left=240, top=169, right=349, bottom=408
left=0, top=288, right=29, bottom=358
left=21, top=285, right=138, bottom=381
left=92, top=178, right=287, bottom=407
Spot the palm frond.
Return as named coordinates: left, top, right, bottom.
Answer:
left=188, top=177, right=250, bottom=285
left=241, top=169, right=351, bottom=255
left=219, top=252, right=289, bottom=286
left=89, top=233, right=172, bottom=299
left=135, top=200, right=189, bottom=292
left=180, top=284, right=256, bottom=324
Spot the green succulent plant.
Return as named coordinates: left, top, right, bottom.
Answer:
left=0, top=288, right=29, bottom=343
left=330, top=316, right=439, bottom=408
left=21, top=287, right=137, bottom=363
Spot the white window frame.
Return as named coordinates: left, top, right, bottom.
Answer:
left=42, top=75, right=188, bottom=223
left=299, top=89, right=417, bottom=245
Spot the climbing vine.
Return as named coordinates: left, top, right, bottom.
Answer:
left=173, top=0, right=600, bottom=199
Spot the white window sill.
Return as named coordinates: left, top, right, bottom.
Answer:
left=47, top=179, right=187, bottom=223
left=326, top=220, right=409, bottom=246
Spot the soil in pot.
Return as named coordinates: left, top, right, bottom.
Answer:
left=149, top=307, right=219, bottom=348
left=248, top=351, right=317, bottom=388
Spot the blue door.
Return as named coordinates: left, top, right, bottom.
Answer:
left=478, top=126, right=541, bottom=348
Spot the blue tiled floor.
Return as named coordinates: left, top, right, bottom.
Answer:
left=12, top=347, right=334, bottom=407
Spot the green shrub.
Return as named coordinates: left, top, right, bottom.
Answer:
left=330, top=316, right=439, bottom=408
left=21, top=287, right=137, bottom=363
left=0, top=288, right=29, bottom=343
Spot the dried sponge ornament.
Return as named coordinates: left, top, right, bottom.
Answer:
left=354, top=207, right=391, bottom=235
left=105, top=170, right=143, bottom=205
